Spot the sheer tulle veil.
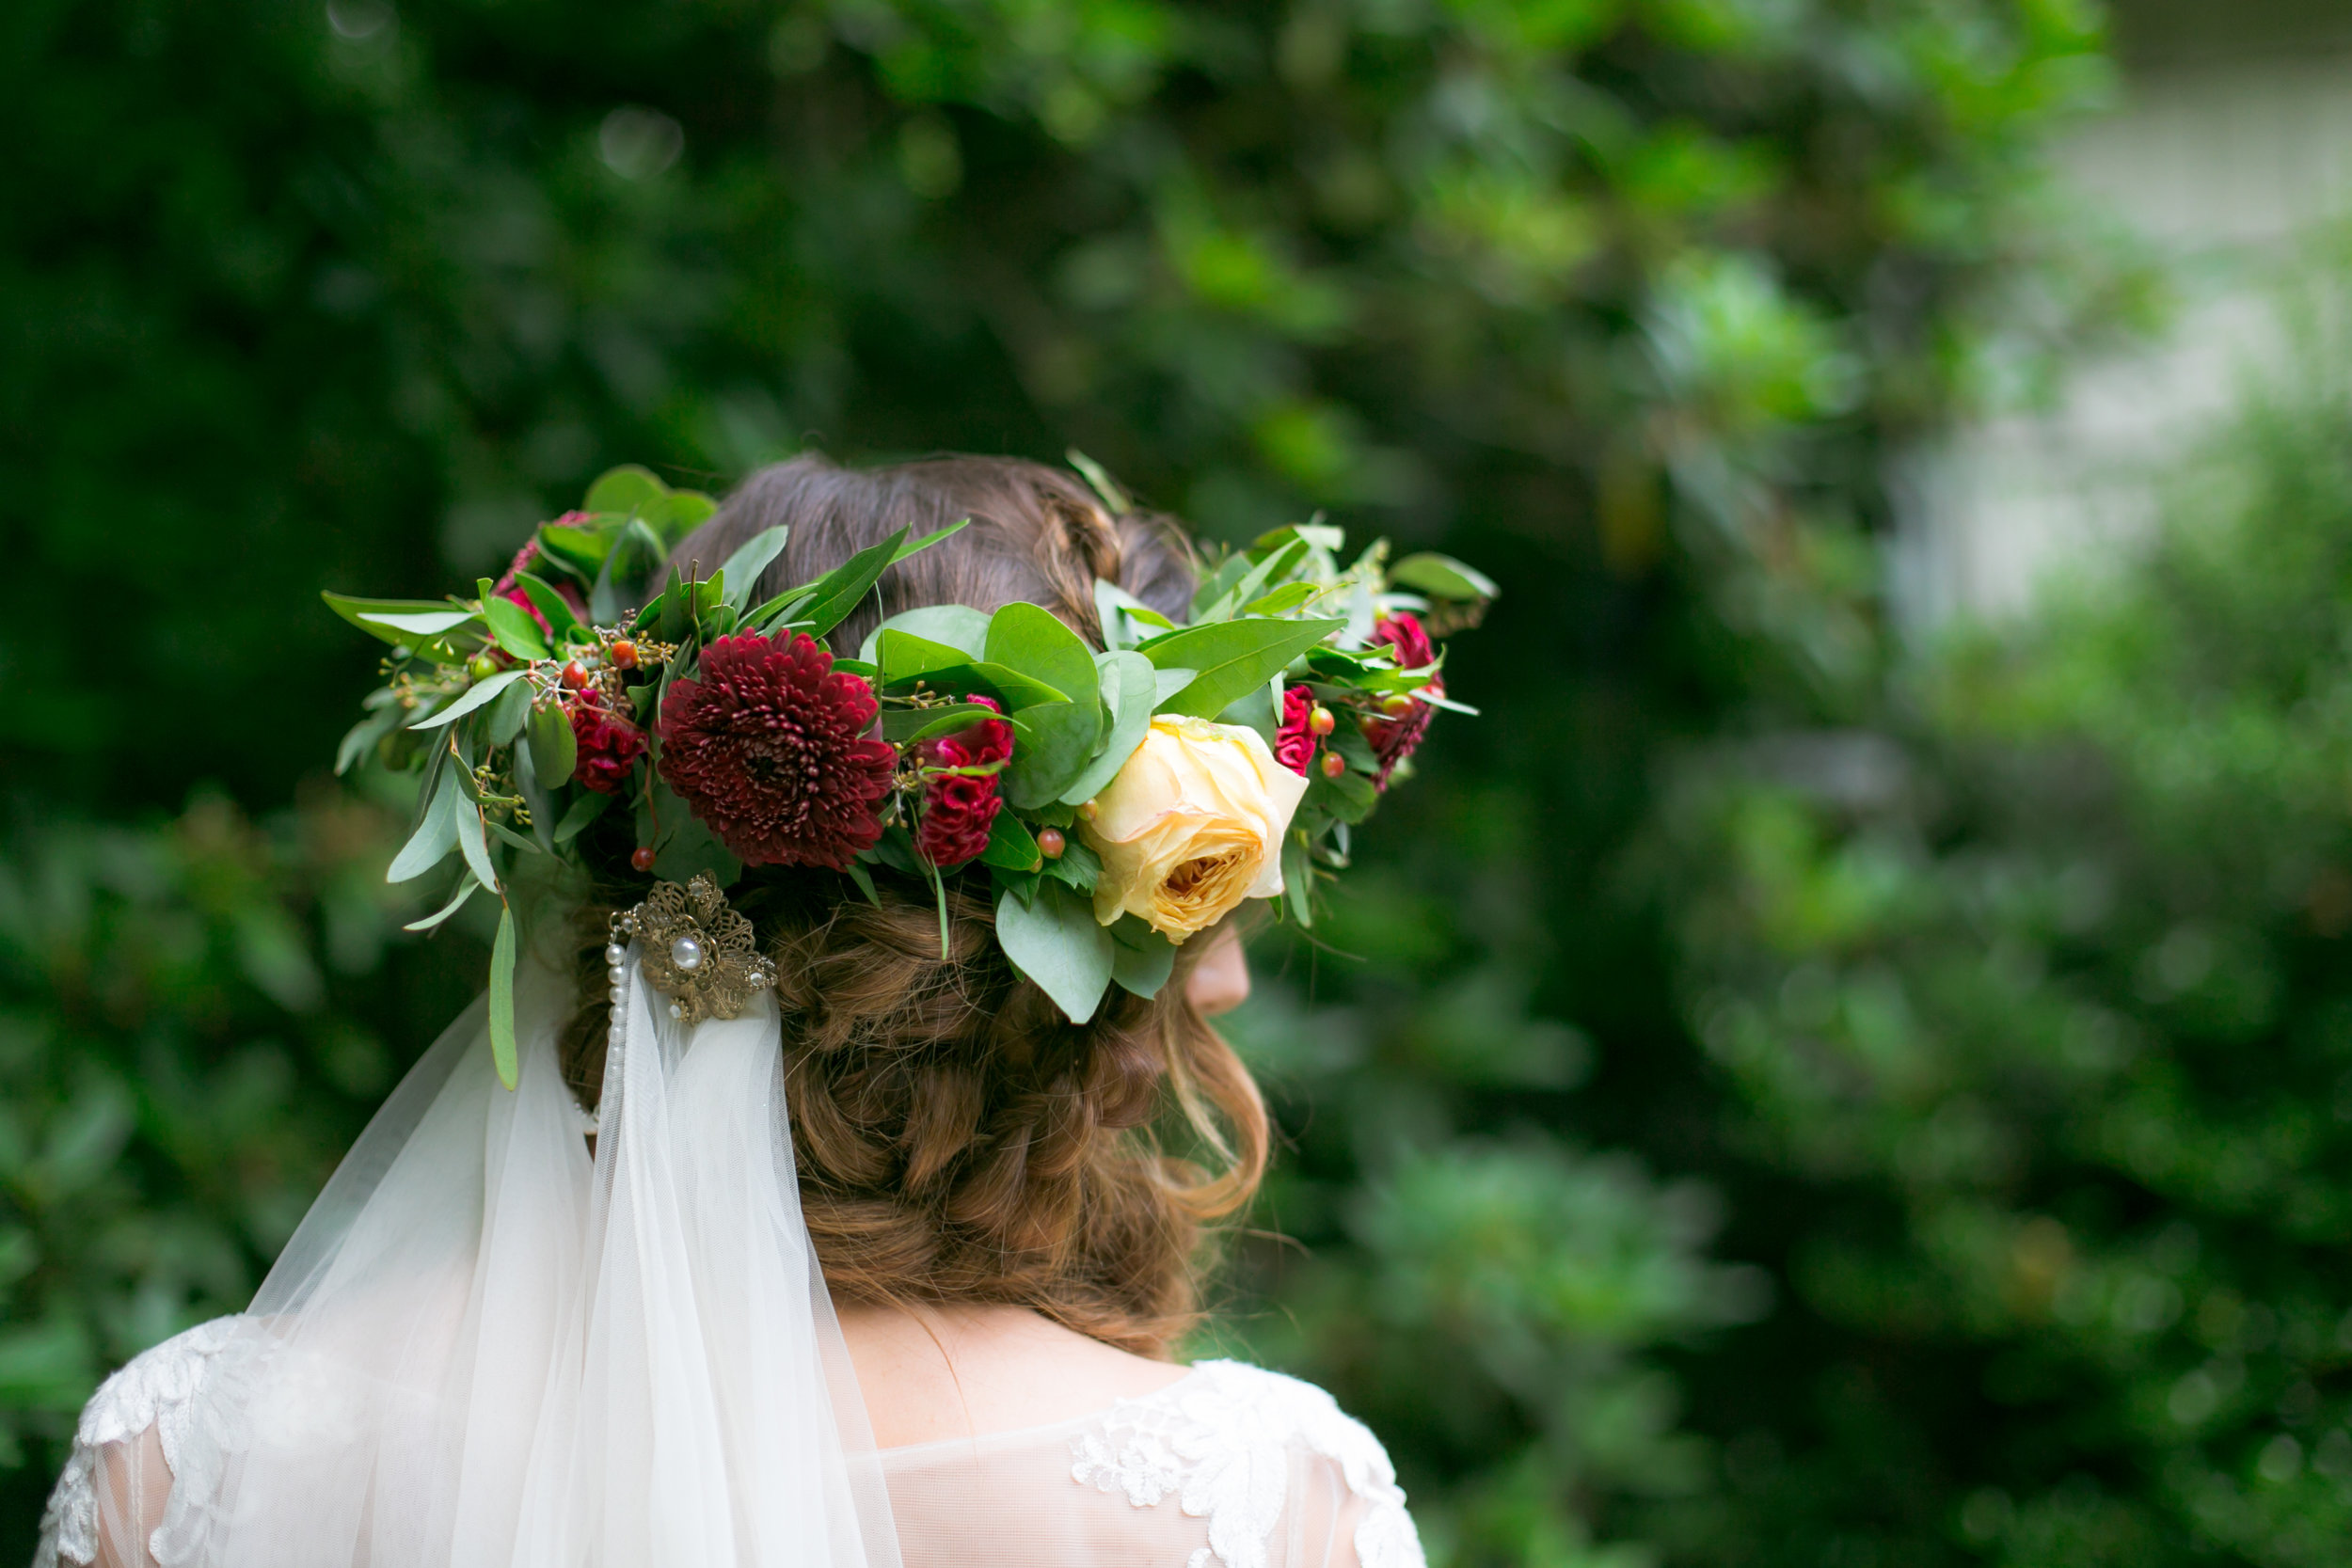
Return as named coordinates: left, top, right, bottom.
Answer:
left=77, top=899, right=903, bottom=1568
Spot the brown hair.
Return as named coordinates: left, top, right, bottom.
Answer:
left=557, top=453, right=1267, bottom=1356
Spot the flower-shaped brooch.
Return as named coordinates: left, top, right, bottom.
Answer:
left=612, top=872, right=774, bottom=1026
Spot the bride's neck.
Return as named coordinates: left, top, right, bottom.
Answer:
left=833, top=1300, right=1190, bottom=1449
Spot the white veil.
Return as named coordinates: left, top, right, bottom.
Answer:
left=72, top=927, right=902, bottom=1568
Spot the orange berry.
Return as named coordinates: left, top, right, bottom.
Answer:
left=610, top=639, right=639, bottom=670
left=1308, top=705, right=1336, bottom=736
left=1037, top=827, right=1067, bottom=860
left=629, top=846, right=657, bottom=873
left=1319, top=752, right=1347, bottom=780
left=562, top=660, right=591, bottom=689
left=1380, top=692, right=1414, bottom=718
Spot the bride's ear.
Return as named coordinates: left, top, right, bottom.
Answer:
left=1184, top=924, right=1249, bottom=1017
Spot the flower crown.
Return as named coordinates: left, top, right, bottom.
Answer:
left=329, top=463, right=1494, bottom=1084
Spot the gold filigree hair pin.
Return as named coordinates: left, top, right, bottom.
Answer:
left=611, top=873, right=774, bottom=1026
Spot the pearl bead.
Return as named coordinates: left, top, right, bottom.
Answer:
left=669, top=1002, right=684, bottom=1020
left=605, top=943, right=626, bottom=966
left=607, top=965, right=626, bottom=987
left=671, top=936, right=705, bottom=972
left=609, top=985, right=626, bottom=1006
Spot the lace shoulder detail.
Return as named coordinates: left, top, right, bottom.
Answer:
left=1070, top=1359, right=1425, bottom=1568
left=34, top=1317, right=251, bottom=1568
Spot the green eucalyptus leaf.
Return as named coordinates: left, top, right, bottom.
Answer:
left=387, top=771, right=462, bottom=882
left=980, top=808, right=1041, bottom=871
left=861, top=606, right=991, bottom=664
left=489, top=905, right=519, bottom=1090
left=1003, top=701, right=1098, bottom=810
left=481, top=596, right=550, bottom=660
left=486, top=677, right=533, bottom=746
left=410, top=670, right=530, bottom=731
left=513, top=573, right=583, bottom=636
left=795, top=528, right=910, bottom=639
left=513, top=734, right=557, bottom=853
left=1110, top=918, right=1177, bottom=999
left=987, top=602, right=1101, bottom=733
left=884, top=703, right=999, bottom=744
left=1282, top=830, right=1315, bottom=925
left=1140, top=618, right=1343, bottom=720
left=552, top=789, right=610, bottom=845
left=1057, top=652, right=1155, bottom=806
left=402, top=874, right=480, bottom=933
left=350, top=606, right=478, bottom=642
left=891, top=660, right=1070, bottom=712
left=528, top=701, right=577, bottom=788
left=1195, top=538, right=1309, bottom=624
left=1066, top=449, right=1132, bottom=515
left=584, top=465, right=668, bottom=517
left=1388, top=551, right=1499, bottom=602
left=539, top=520, right=612, bottom=574
left=1041, top=832, right=1101, bottom=894
left=878, top=629, right=982, bottom=689
left=454, top=791, right=500, bottom=893
left=1190, top=554, right=1252, bottom=619
left=995, top=879, right=1114, bottom=1024
left=1243, top=581, right=1323, bottom=617
left=893, top=517, right=970, bottom=562
left=1093, top=580, right=1177, bottom=651
left=335, top=707, right=403, bottom=776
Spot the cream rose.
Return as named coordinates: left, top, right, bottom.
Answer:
left=1078, top=716, right=1311, bottom=942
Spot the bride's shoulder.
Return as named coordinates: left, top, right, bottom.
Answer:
left=68, top=1316, right=252, bottom=1449
left=1152, top=1359, right=1402, bottom=1477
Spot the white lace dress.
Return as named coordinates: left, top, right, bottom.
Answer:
left=36, top=1319, right=1424, bottom=1568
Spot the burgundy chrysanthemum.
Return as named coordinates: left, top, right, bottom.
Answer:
left=657, top=632, right=896, bottom=869
left=1273, top=685, right=1317, bottom=777
left=1361, top=612, right=1442, bottom=791
left=494, top=527, right=590, bottom=638
left=916, top=696, right=1013, bottom=868
left=567, top=694, right=647, bottom=796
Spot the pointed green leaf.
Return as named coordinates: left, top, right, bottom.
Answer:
left=979, top=808, right=1041, bottom=871
left=861, top=605, right=991, bottom=664
left=892, top=517, right=970, bottom=562
left=528, top=701, right=577, bottom=788
left=1057, top=652, right=1156, bottom=806
left=485, top=676, right=534, bottom=746
left=878, top=628, right=985, bottom=689
left=1093, top=580, right=1175, bottom=651
left=514, top=572, right=583, bottom=637
left=409, top=670, right=530, bottom=731
left=1066, top=449, right=1131, bottom=515
left=795, top=528, right=910, bottom=639
left=552, top=789, right=610, bottom=845
left=718, top=525, right=790, bottom=612
left=585, top=465, right=668, bottom=516
left=404, top=874, right=481, bottom=932
left=455, top=794, right=500, bottom=894
left=1140, top=619, right=1343, bottom=720
left=1110, top=919, right=1177, bottom=999
left=354, top=608, right=479, bottom=641
left=995, top=879, right=1114, bottom=1024
left=1388, top=551, right=1499, bottom=602
left=489, top=905, right=519, bottom=1089
left=387, top=771, right=462, bottom=883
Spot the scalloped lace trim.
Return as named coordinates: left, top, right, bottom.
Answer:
left=34, top=1317, right=251, bottom=1568
left=1070, top=1359, right=1425, bottom=1568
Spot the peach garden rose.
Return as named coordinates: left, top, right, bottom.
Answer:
left=1078, top=716, right=1311, bottom=942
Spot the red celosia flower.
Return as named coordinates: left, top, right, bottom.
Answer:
left=916, top=696, right=1013, bottom=867
left=1362, top=612, right=1441, bottom=790
left=657, top=632, right=896, bottom=869
left=493, top=528, right=590, bottom=638
left=567, top=694, right=647, bottom=796
left=1273, top=685, right=1317, bottom=777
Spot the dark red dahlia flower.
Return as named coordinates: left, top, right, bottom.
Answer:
left=1362, top=613, right=1442, bottom=790
left=1274, top=685, right=1317, bottom=777
left=493, top=530, right=589, bottom=638
left=916, top=696, right=1013, bottom=868
left=657, top=632, right=895, bottom=869
left=567, top=694, right=647, bottom=796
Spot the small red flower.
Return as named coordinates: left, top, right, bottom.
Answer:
left=916, top=696, right=1013, bottom=868
left=494, top=530, right=590, bottom=638
left=657, top=632, right=896, bottom=869
left=1274, top=685, right=1317, bottom=777
left=1362, top=612, right=1441, bottom=790
left=567, top=694, right=647, bottom=796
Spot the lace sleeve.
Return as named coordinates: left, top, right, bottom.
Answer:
left=33, top=1319, right=249, bottom=1568
left=1068, top=1359, right=1426, bottom=1568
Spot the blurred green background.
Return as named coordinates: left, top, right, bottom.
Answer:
left=17, top=0, right=2352, bottom=1562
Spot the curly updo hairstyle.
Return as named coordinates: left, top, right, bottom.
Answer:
left=556, top=454, right=1268, bottom=1357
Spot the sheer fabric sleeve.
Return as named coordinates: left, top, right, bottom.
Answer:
left=34, top=1319, right=247, bottom=1568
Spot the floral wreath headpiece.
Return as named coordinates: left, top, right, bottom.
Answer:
left=329, top=463, right=1494, bottom=1085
